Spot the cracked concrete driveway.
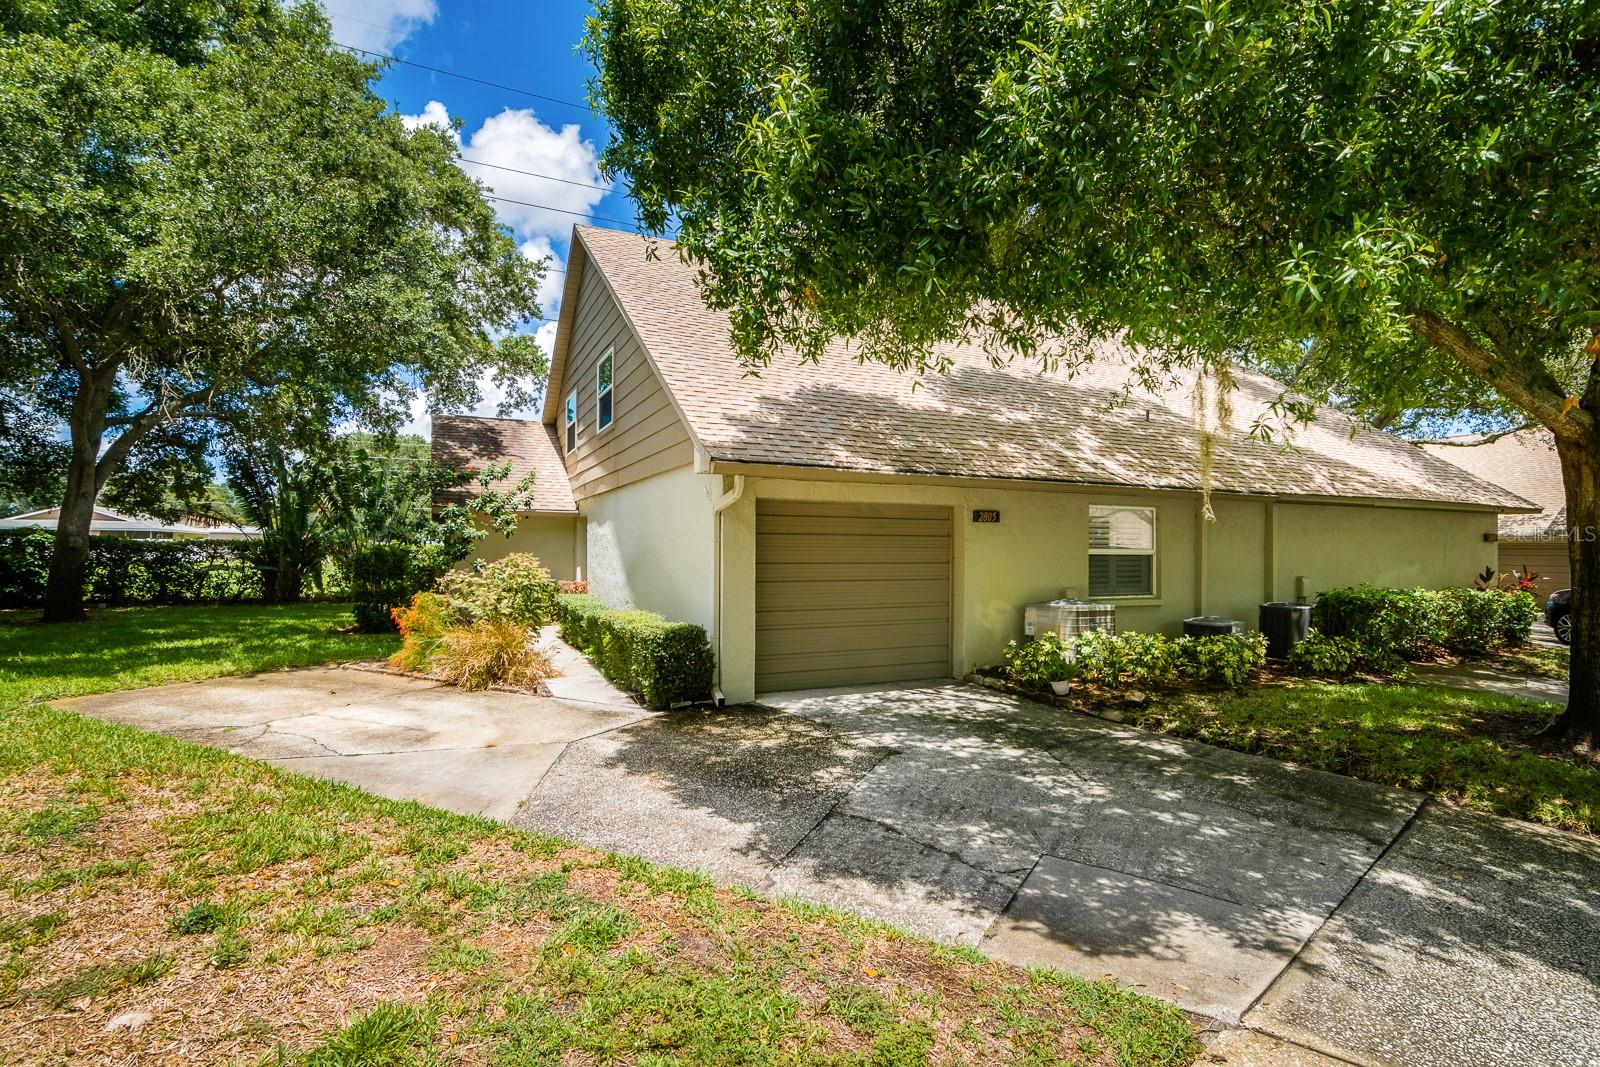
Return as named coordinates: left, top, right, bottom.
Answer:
left=513, top=681, right=1600, bottom=1066
left=58, top=666, right=650, bottom=820
left=56, top=670, right=1600, bottom=1065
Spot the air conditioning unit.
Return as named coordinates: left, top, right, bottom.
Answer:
left=1024, top=599, right=1117, bottom=641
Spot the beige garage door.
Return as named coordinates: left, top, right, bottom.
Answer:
left=756, top=500, right=952, bottom=692
left=1500, top=542, right=1570, bottom=604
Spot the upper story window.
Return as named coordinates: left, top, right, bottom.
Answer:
left=1088, top=505, right=1156, bottom=598
left=596, top=346, right=614, bottom=431
left=564, top=390, right=577, bottom=452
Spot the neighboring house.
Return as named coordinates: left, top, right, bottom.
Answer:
left=1423, top=429, right=1569, bottom=602
left=431, top=415, right=581, bottom=577
left=438, top=225, right=1532, bottom=702
left=0, top=506, right=259, bottom=540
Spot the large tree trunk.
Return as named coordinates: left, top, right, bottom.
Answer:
left=41, top=446, right=99, bottom=622
left=1546, top=436, right=1600, bottom=745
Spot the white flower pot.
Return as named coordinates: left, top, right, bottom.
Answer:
left=1049, top=679, right=1073, bottom=696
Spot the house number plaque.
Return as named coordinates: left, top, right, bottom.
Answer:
left=972, top=509, right=1001, bottom=524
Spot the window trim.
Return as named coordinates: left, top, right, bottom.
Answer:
left=564, top=389, right=578, bottom=452
left=595, top=346, right=615, bottom=433
left=1087, top=504, right=1158, bottom=599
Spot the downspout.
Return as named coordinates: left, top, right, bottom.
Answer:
left=711, top=473, right=746, bottom=707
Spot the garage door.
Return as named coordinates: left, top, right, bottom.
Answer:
left=1500, top=542, right=1570, bottom=605
left=756, top=500, right=952, bottom=692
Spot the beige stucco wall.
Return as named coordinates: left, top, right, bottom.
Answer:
left=460, top=512, right=580, bottom=581
left=715, top=474, right=1500, bottom=701
left=581, top=464, right=716, bottom=632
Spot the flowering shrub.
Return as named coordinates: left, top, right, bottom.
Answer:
left=387, top=591, right=456, bottom=674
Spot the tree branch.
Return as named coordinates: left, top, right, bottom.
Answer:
left=1408, top=309, right=1585, bottom=439
left=1410, top=421, right=1537, bottom=446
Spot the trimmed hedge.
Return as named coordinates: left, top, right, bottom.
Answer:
left=555, top=593, right=714, bottom=709
left=1312, top=585, right=1538, bottom=661
left=349, top=542, right=457, bottom=632
left=0, top=528, right=260, bottom=607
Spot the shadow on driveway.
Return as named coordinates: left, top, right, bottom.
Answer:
left=513, top=681, right=1600, bottom=1063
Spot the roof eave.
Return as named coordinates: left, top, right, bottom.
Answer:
left=703, top=456, right=1527, bottom=512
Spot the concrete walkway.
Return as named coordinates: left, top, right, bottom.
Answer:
left=58, top=665, right=649, bottom=820
left=1408, top=662, right=1568, bottom=704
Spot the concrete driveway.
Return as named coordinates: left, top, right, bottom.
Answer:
left=57, top=672, right=1600, bottom=1065
left=514, top=681, right=1600, bottom=1067
left=58, top=666, right=650, bottom=820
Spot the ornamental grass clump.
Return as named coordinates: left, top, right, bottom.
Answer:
left=426, top=619, right=554, bottom=691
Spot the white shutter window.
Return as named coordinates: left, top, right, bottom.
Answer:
left=1088, top=505, right=1156, bottom=597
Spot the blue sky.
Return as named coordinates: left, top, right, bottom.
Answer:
left=320, top=0, right=631, bottom=430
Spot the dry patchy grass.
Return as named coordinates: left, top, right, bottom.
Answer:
left=0, top=704, right=1198, bottom=1066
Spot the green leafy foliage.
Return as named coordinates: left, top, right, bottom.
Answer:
left=438, top=553, right=559, bottom=628
left=555, top=594, right=714, bottom=708
left=1002, top=631, right=1079, bottom=688
left=1, top=0, right=544, bottom=618
left=1286, top=631, right=1377, bottom=678
left=1067, top=629, right=1264, bottom=690
left=1313, top=585, right=1537, bottom=662
left=0, top=529, right=259, bottom=608
left=349, top=543, right=456, bottom=633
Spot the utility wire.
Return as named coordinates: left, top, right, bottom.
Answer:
left=483, top=194, right=638, bottom=229
left=333, top=40, right=596, bottom=114
left=457, top=155, right=624, bottom=193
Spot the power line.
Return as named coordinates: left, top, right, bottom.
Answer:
left=458, top=155, right=624, bottom=193
left=483, top=194, right=638, bottom=229
left=333, top=40, right=596, bottom=114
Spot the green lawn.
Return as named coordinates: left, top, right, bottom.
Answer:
left=1132, top=681, right=1597, bottom=835
left=0, top=603, right=399, bottom=707
left=0, top=604, right=1197, bottom=1065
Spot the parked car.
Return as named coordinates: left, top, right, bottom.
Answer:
left=1545, top=588, right=1572, bottom=645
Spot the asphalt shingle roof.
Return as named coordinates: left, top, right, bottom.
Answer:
left=1423, top=430, right=1565, bottom=538
left=431, top=415, right=576, bottom=512
left=570, top=225, right=1532, bottom=512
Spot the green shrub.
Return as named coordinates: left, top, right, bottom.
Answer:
left=1312, top=586, right=1444, bottom=659
left=1071, top=629, right=1183, bottom=688
left=1494, top=590, right=1540, bottom=646
left=349, top=542, right=455, bottom=632
left=1179, top=632, right=1268, bottom=687
left=554, top=593, right=713, bottom=708
left=1285, top=630, right=1385, bottom=677
left=438, top=553, right=558, bottom=627
left=1064, top=629, right=1264, bottom=690
left=1002, top=632, right=1079, bottom=690
left=0, top=529, right=260, bottom=608
left=1437, top=588, right=1504, bottom=656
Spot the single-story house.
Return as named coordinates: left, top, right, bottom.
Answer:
left=0, top=506, right=259, bottom=540
left=1423, top=429, right=1569, bottom=602
left=436, top=224, right=1533, bottom=702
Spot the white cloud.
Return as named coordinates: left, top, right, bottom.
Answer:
left=462, top=109, right=609, bottom=241
left=519, top=237, right=566, bottom=320
left=399, top=99, right=458, bottom=141
left=322, top=0, right=437, bottom=53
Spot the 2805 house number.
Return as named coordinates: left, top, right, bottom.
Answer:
left=972, top=509, right=1001, bottom=523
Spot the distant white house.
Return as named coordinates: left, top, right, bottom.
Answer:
left=0, top=506, right=259, bottom=540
